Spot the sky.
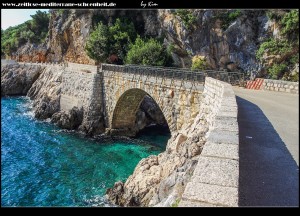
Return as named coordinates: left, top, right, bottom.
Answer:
left=1, top=9, right=49, bottom=30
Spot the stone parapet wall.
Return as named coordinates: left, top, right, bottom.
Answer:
left=60, top=69, right=95, bottom=111
left=180, top=77, right=239, bottom=207
left=67, top=62, right=99, bottom=74
left=262, top=79, right=299, bottom=94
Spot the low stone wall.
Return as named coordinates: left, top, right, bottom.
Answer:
left=262, top=79, right=299, bottom=94
left=179, top=77, right=239, bottom=207
left=67, top=62, right=99, bottom=74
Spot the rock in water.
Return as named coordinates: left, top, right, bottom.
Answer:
left=51, top=107, right=83, bottom=130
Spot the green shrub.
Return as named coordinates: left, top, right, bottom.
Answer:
left=268, top=63, right=287, bottom=79
left=280, top=9, right=299, bottom=39
left=256, top=39, right=292, bottom=61
left=171, top=199, right=180, bottom=207
left=85, top=22, right=110, bottom=62
left=256, top=10, right=299, bottom=81
left=214, top=10, right=242, bottom=31
left=1, top=10, right=49, bottom=56
left=108, top=18, right=136, bottom=60
left=191, top=55, right=209, bottom=70
left=125, top=36, right=172, bottom=66
left=85, top=18, right=137, bottom=63
left=173, top=9, right=197, bottom=30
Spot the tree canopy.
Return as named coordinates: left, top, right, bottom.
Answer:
left=1, top=10, right=49, bottom=57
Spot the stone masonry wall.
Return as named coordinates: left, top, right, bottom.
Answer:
left=179, top=77, right=239, bottom=207
left=60, top=62, right=104, bottom=134
left=102, top=70, right=203, bottom=134
left=262, top=79, right=299, bottom=94
left=60, top=63, right=98, bottom=111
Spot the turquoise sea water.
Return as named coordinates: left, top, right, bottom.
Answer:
left=1, top=97, right=169, bottom=206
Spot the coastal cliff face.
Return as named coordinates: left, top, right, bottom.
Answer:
left=1, top=63, right=44, bottom=96
left=10, top=9, right=279, bottom=75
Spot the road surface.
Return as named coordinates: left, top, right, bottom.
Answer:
left=233, top=87, right=299, bottom=206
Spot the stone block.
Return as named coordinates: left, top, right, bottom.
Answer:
left=193, top=156, right=239, bottom=187
left=179, top=200, right=218, bottom=207
left=182, top=182, right=238, bottom=207
left=217, top=110, right=237, bottom=118
left=290, top=89, right=298, bottom=94
left=214, top=117, right=238, bottom=132
left=201, top=141, right=239, bottom=160
left=207, top=130, right=239, bottom=145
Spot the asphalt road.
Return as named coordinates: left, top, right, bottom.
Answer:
left=233, top=87, right=299, bottom=206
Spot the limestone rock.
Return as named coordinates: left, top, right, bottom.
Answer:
left=51, top=107, right=83, bottom=129
left=27, top=66, right=63, bottom=120
left=106, top=110, right=209, bottom=206
left=1, top=63, right=43, bottom=96
left=78, top=115, right=105, bottom=136
left=33, top=95, right=60, bottom=120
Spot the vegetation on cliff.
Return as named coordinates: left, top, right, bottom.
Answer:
left=2, top=9, right=299, bottom=81
left=85, top=18, right=136, bottom=64
left=191, top=55, right=210, bottom=70
left=86, top=17, right=172, bottom=66
left=213, top=9, right=242, bottom=30
left=172, top=9, right=197, bottom=30
left=256, top=9, right=299, bottom=81
left=1, top=10, right=49, bottom=57
left=125, top=36, right=172, bottom=66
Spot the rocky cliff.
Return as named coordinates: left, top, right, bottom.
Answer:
left=1, top=63, right=44, bottom=96
left=9, top=9, right=284, bottom=76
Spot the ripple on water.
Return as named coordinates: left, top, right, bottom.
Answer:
left=1, top=97, right=168, bottom=206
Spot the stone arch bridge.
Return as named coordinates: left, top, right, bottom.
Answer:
left=15, top=61, right=243, bottom=136
left=105, top=64, right=243, bottom=134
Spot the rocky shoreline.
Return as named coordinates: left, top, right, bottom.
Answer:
left=105, top=93, right=212, bottom=206
left=2, top=63, right=198, bottom=206
left=1, top=62, right=234, bottom=207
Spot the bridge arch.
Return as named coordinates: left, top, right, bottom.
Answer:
left=111, top=88, right=170, bottom=136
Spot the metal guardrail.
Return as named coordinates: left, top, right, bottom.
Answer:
left=11, top=61, right=244, bottom=86
left=101, top=64, right=244, bottom=86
